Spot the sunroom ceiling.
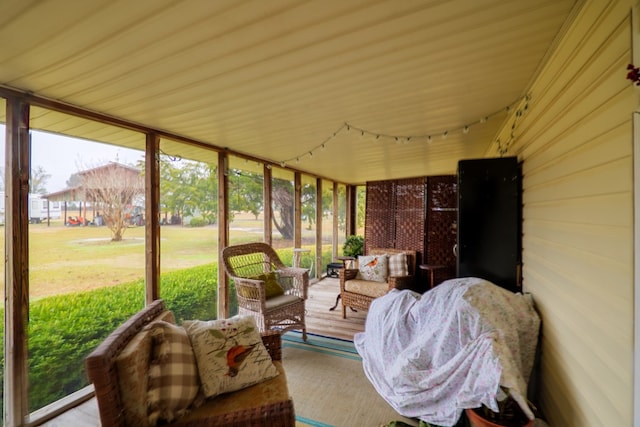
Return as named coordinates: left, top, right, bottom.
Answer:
left=0, top=0, right=577, bottom=184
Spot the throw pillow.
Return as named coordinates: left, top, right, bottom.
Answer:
left=146, top=320, right=200, bottom=426
left=262, top=271, right=286, bottom=298
left=182, top=316, right=279, bottom=398
left=238, top=272, right=285, bottom=299
left=388, top=252, right=409, bottom=277
left=116, top=311, right=176, bottom=427
left=357, top=254, right=388, bottom=282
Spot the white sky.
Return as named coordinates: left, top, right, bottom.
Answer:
left=0, top=125, right=143, bottom=193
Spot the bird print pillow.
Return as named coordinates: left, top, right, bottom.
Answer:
left=182, top=316, right=279, bottom=398
left=357, top=254, right=389, bottom=282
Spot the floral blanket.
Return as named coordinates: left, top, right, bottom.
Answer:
left=354, top=277, right=540, bottom=426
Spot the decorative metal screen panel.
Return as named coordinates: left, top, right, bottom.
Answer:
left=426, top=175, right=457, bottom=285
left=365, top=177, right=426, bottom=274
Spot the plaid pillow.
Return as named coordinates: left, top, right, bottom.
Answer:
left=388, top=253, right=409, bottom=277
left=146, top=321, right=200, bottom=425
left=183, top=316, right=279, bottom=398
left=116, top=311, right=176, bottom=427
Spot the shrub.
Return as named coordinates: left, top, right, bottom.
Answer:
left=188, top=217, right=207, bottom=227
left=342, top=235, right=364, bottom=257
left=0, top=262, right=230, bottom=412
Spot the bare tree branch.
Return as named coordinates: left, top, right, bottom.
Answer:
left=79, top=162, right=144, bottom=241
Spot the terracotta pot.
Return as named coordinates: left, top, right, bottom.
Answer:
left=465, top=408, right=534, bottom=427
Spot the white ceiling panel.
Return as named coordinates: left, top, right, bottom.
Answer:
left=0, top=0, right=578, bottom=183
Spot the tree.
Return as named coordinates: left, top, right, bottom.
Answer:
left=301, top=182, right=316, bottom=230
left=156, top=158, right=219, bottom=225
left=272, top=178, right=294, bottom=240
left=66, top=173, right=82, bottom=189
left=80, top=162, right=144, bottom=241
left=30, top=165, right=51, bottom=194
left=229, top=169, right=263, bottom=219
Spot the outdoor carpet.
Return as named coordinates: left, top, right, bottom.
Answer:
left=282, top=331, right=416, bottom=427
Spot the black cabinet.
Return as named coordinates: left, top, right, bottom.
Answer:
left=457, top=157, right=521, bottom=292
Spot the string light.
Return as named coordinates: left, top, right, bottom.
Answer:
left=495, top=94, right=531, bottom=155
left=279, top=95, right=530, bottom=167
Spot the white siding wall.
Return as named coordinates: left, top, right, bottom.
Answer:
left=487, top=0, right=635, bottom=425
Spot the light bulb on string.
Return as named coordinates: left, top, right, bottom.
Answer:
left=280, top=95, right=528, bottom=167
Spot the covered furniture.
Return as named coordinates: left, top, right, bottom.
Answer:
left=354, top=277, right=540, bottom=426
left=339, top=248, right=416, bottom=319
left=222, top=242, right=308, bottom=340
left=85, top=299, right=295, bottom=427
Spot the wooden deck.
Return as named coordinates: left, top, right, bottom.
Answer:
left=40, top=277, right=366, bottom=426
left=304, top=276, right=367, bottom=340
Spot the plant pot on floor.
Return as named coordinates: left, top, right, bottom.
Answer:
left=465, top=407, right=534, bottom=427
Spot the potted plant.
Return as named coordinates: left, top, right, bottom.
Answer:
left=465, top=388, right=535, bottom=427
left=342, top=235, right=364, bottom=258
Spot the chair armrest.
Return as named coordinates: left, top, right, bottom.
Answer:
left=388, top=274, right=415, bottom=291
left=339, top=268, right=359, bottom=291
left=277, top=267, right=309, bottom=299
left=233, top=277, right=267, bottom=306
left=261, top=331, right=282, bottom=361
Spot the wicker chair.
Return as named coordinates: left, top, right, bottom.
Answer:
left=222, top=242, right=308, bottom=340
left=339, top=248, right=416, bottom=319
left=85, top=299, right=295, bottom=427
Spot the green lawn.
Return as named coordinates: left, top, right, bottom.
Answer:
left=0, top=213, right=343, bottom=300
left=1, top=222, right=239, bottom=300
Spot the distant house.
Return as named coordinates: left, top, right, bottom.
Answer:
left=43, top=162, right=144, bottom=226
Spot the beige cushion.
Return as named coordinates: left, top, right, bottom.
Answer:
left=357, top=254, right=388, bottom=282
left=388, top=252, right=409, bottom=277
left=183, top=316, right=279, bottom=399
left=179, top=361, right=289, bottom=422
left=265, top=294, right=302, bottom=311
left=115, top=311, right=176, bottom=427
left=344, top=279, right=389, bottom=298
left=146, top=320, right=200, bottom=425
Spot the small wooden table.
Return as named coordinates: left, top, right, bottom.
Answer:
left=336, top=255, right=356, bottom=268
left=419, top=264, right=447, bottom=290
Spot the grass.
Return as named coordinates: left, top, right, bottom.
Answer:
left=2, top=213, right=340, bottom=300
left=2, top=222, right=225, bottom=300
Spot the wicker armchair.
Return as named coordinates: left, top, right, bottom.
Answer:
left=222, top=242, right=308, bottom=340
left=339, top=248, right=416, bottom=319
left=85, top=300, right=295, bottom=427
